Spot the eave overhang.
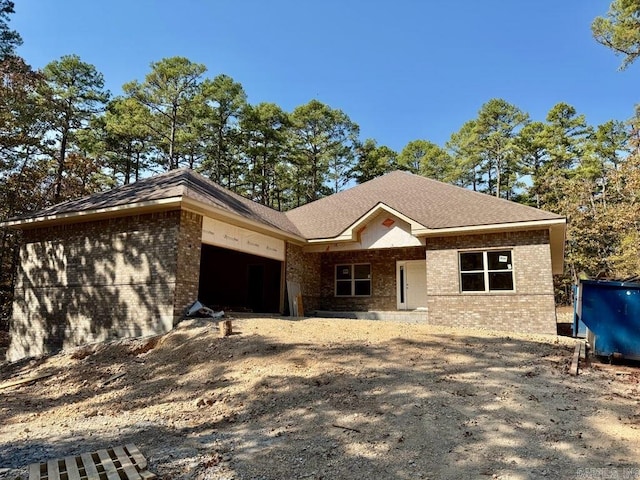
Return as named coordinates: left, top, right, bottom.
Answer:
left=0, top=196, right=307, bottom=245
left=0, top=197, right=184, bottom=229
left=180, top=196, right=306, bottom=244
left=0, top=194, right=566, bottom=273
left=304, top=207, right=566, bottom=275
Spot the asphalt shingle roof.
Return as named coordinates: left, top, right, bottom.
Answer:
left=285, top=170, right=563, bottom=239
left=6, top=169, right=562, bottom=240
left=8, top=168, right=302, bottom=237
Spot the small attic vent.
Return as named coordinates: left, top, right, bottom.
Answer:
left=382, top=218, right=395, bottom=228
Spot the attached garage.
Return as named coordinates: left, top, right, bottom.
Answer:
left=1, top=170, right=304, bottom=361
left=199, top=246, right=282, bottom=313
left=199, top=217, right=286, bottom=313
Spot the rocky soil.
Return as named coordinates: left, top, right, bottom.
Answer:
left=0, top=317, right=639, bottom=480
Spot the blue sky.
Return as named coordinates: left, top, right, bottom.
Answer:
left=11, top=1, right=639, bottom=152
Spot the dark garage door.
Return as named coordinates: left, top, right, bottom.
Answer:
left=198, top=244, right=282, bottom=313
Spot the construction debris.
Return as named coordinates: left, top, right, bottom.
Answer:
left=0, top=373, right=53, bottom=391
left=186, top=300, right=225, bottom=319
left=219, top=320, right=233, bottom=337
left=332, top=424, right=361, bottom=433
left=100, top=372, right=126, bottom=388
left=570, top=340, right=585, bottom=376
left=27, top=443, right=155, bottom=480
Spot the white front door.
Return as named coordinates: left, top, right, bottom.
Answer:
left=397, top=260, right=427, bottom=310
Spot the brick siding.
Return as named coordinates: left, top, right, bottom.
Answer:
left=304, top=230, right=557, bottom=335
left=317, top=247, right=426, bottom=311
left=8, top=210, right=558, bottom=361
left=7, top=211, right=183, bottom=361
left=285, top=243, right=321, bottom=312
left=425, top=230, right=556, bottom=334
left=174, top=211, right=203, bottom=320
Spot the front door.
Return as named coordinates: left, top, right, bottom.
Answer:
left=397, top=260, right=427, bottom=310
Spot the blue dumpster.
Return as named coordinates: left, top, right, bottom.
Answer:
left=574, top=279, right=640, bottom=360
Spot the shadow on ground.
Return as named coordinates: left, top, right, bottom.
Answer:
left=1, top=318, right=639, bottom=480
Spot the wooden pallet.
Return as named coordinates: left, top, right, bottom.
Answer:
left=28, top=444, right=156, bottom=480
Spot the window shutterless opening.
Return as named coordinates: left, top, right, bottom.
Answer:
left=335, top=263, right=371, bottom=297
left=459, top=250, right=514, bottom=293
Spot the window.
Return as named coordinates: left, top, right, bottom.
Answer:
left=459, top=250, right=514, bottom=292
left=336, top=264, right=371, bottom=296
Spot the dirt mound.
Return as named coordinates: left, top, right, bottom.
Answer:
left=0, top=318, right=639, bottom=479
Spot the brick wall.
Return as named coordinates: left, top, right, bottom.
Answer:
left=317, top=247, right=426, bottom=311
left=425, top=230, right=557, bottom=334
left=301, top=230, right=556, bottom=335
left=174, top=211, right=203, bottom=321
left=285, top=243, right=321, bottom=312
left=7, top=211, right=183, bottom=361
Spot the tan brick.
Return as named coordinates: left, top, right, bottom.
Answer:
left=287, top=230, right=557, bottom=335
left=8, top=211, right=184, bottom=361
left=425, top=230, right=556, bottom=334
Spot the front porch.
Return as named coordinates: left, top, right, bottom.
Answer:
left=313, top=309, right=428, bottom=324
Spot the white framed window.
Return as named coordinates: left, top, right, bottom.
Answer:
left=335, top=264, right=371, bottom=297
left=459, top=250, right=514, bottom=292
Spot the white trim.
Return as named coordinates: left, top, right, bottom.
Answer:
left=181, top=197, right=306, bottom=243
left=306, top=202, right=428, bottom=243
left=2, top=195, right=307, bottom=245
left=0, top=188, right=565, bottom=275
left=0, top=197, right=184, bottom=228
left=306, top=217, right=566, bottom=244
left=414, top=218, right=566, bottom=237
left=307, top=216, right=565, bottom=276
left=303, top=211, right=424, bottom=252
left=549, top=222, right=565, bottom=275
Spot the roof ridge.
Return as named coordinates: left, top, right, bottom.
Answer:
left=181, top=169, right=302, bottom=235
left=285, top=170, right=407, bottom=215
left=3, top=168, right=303, bottom=237
left=177, top=169, right=303, bottom=236
left=285, top=169, right=563, bottom=239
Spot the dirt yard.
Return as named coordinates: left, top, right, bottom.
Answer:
left=1, top=317, right=639, bottom=480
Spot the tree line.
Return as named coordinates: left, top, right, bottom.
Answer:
left=1, top=0, right=639, bottom=319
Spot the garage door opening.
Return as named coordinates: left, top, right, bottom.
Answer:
left=198, top=244, right=282, bottom=313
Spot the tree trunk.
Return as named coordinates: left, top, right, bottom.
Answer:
left=125, top=143, right=132, bottom=184
left=54, top=128, right=68, bottom=202
left=135, top=151, right=140, bottom=182
left=169, top=104, right=178, bottom=170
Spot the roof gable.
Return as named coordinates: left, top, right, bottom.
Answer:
left=311, top=202, right=428, bottom=243
left=285, top=170, right=564, bottom=240
left=304, top=209, right=424, bottom=252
